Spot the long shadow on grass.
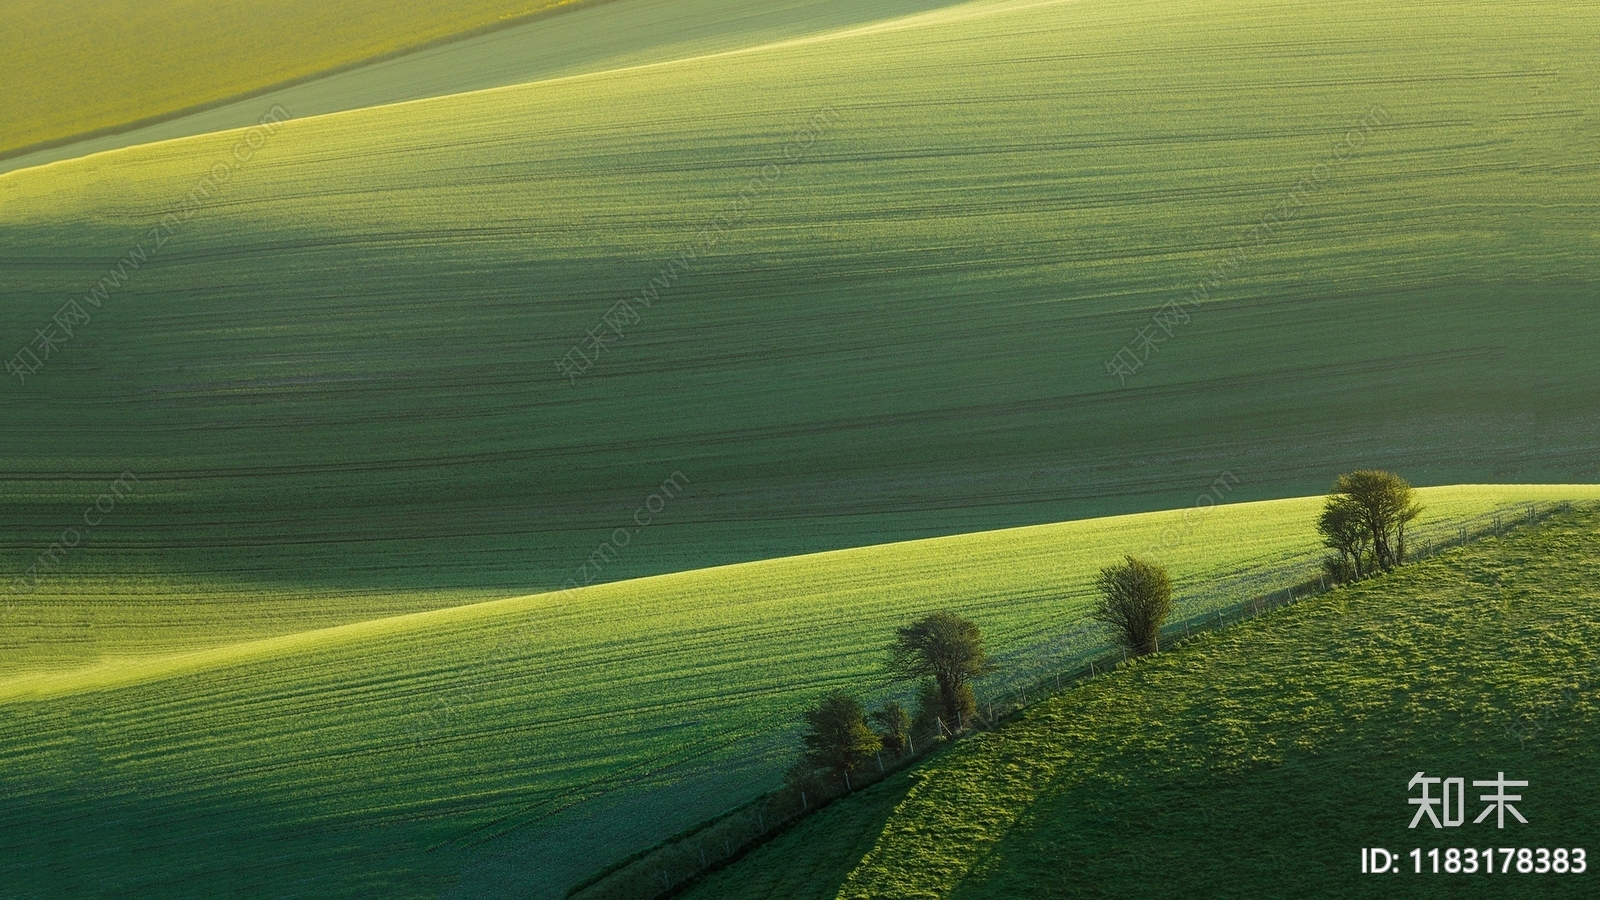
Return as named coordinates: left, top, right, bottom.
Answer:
left=0, top=779, right=461, bottom=900
left=936, top=548, right=1600, bottom=900
left=679, top=768, right=920, bottom=900
left=946, top=744, right=1600, bottom=900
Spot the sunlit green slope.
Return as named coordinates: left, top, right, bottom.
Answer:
left=0, top=0, right=972, bottom=175
left=688, top=506, right=1600, bottom=900
left=3, top=0, right=1597, bottom=667
left=1, top=487, right=1592, bottom=898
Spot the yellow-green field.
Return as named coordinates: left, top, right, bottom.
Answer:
left=0, top=0, right=972, bottom=175
left=0, top=0, right=589, bottom=158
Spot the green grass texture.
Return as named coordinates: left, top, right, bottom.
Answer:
left=1, top=487, right=1593, bottom=898
left=3, top=0, right=1597, bottom=661
left=0, top=0, right=974, bottom=176
left=690, top=505, right=1600, bottom=900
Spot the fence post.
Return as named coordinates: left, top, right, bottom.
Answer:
left=877, top=751, right=885, bottom=773
left=758, top=810, right=765, bottom=833
left=845, top=771, right=851, bottom=792
left=700, top=846, right=707, bottom=868
left=802, top=791, right=808, bottom=811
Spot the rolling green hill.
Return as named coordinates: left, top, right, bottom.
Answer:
left=5, top=0, right=1600, bottom=894
left=3, top=0, right=1597, bottom=668
left=2, top=487, right=1587, bottom=898
left=687, top=505, right=1600, bottom=900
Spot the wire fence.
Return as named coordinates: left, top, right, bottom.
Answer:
left=568, top=499, right=1587, bottom=900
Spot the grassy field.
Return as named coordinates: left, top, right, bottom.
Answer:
left=0, top=0, right=599, bottom=159
left=0, top=0, right=973, bottom=176
left=4, top=0, right=1599, bottom=895
left=0, top=486, right=1592, bottom=898
left=2, top=0, right=1597, bottom=668
left=688, top=505, right=1600, bottom=900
